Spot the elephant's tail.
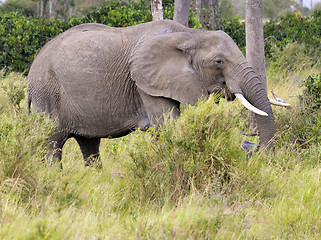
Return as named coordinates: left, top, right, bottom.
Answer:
left=27, top=95, right=31, bottom=115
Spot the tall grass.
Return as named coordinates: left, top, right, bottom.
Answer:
left=0, top=52, right=320, bottom=238
left=121, top=96, right=248, bottom=205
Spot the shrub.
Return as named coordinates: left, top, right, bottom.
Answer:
left=121, top=95, right=246, bottom=204
left=300, top=75, right=321, bottom=112
left=222, top=17, right=245, bottom=53
left=0, top=11, right=66, bottom=74
left=82, top=0, right=152, bottom=27
left=267, top=42, right=320, bottom=77
left=264, top=9, right=321, bottom=58
left=275, top=75, right=321, bottom=148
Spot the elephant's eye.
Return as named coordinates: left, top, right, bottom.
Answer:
left=215, top=60, right=223, bottom=64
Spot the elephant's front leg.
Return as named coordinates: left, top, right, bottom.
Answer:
left=74, top=136, right=102, bottom=168
left=137, top=89, right=180, bottom=125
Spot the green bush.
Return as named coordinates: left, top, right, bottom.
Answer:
left=121, top=95, right=246, bottom=204
left=276, top=75, right=321, bottom=148
left=82, top=0, right=152, bottom=27
left=222, top=17, right=245, bottom=53
left=267, top=42, right=320, bottom=76
left=264, top=10, right=321, bottom=58
left=301, top=75, right=321, bottom=112
left=0, top=11, right=66, bottom=74
left=298, top=75, right=321, bottom=146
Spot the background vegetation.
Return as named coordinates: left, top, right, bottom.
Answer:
left=0, top=0, right=320, bottom=238
left=1, top=1, right=320, bottom=74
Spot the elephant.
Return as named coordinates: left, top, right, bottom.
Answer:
left=27, top=20, right=278, bottom=168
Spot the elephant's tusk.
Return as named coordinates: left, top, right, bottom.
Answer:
left=270, top=90, right=291, bottom=107
left=269, top=98, right=291, bottom=107
left=235, top=93, right=268, bottom=116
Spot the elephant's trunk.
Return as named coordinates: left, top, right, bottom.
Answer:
left=241, top=68, right=275, bottom=150
left=229, top=63, right=275, bottom=150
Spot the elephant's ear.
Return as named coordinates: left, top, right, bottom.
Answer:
left=130, top=32, right=208, bottom=105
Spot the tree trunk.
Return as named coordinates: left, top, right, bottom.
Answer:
left=49, top=0, right=56, bottom=19
left=194, top=0, right=223, bottom=30
left=37, top=0, right=45, bottom=18
left=68, top=0, right=77, bottom=18
left=173, top=0, right=190, bottom=26
left=245, top=0, right=267, bottom=130
left=57, top=0, right=76, bottom=20
left=151, top=0, right=163, bottom=21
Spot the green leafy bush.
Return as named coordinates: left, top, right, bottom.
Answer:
left=264, top=10, right=321, bottom=58
left=267, top=42, right=320, bottom=77
left=276, top=75, right=321, bottom=148
left=222, top=17, right=245, bottom=53
left=0, top=11, right=66, bottom=74
left=82, top=0, right=152, bottom=27
left=121, top=95, right=246, bottom=204
left=301, top=75, right=321, bottom=111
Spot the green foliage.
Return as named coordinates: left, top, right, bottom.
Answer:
left=0, top=0, right=37, bottom=16
left=0, top=11, right=66, bottom=74
left=301, top=75, right=321, bottom=111
left=1, top=73, right=26, bottom=110
left=264, top=10, right=321, bottom=58
left=1, top=82, right=25, bottom=110
left=222, top=17, right=246, bottom=53
left=123, top=95, right=246, bottom=204
left=82, top=0, right=152, bottom=27
left=275, top=75, right=321, bottom=148
left=267, top=42, right=320, bottom=78
left=297, top=75, right=321, bottom=144
left=262, top=0, right=296, bottom=19
left=0, top=111, right=53, bottom=200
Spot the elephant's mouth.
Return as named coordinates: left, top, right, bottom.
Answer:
left=223, top=87, right=235, bottom=101
left=210, top=87, right=235, bottom=103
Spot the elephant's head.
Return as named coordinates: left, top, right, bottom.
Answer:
left=130, top=30, right=275, bottom=150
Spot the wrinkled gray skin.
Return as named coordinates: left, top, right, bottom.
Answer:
left=28, top=20, right=275, bottom=168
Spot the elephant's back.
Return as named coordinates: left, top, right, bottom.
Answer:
left=28, top=22, right=126, bottom=96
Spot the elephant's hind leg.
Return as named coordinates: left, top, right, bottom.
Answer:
left=47, top=130, right=70, bottom=169
left=74, top=136, right=102, bottom=168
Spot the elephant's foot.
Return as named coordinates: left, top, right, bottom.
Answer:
left=46, top=149, right=63, bottom=169
left=84, top=154, right=102, bottom=169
